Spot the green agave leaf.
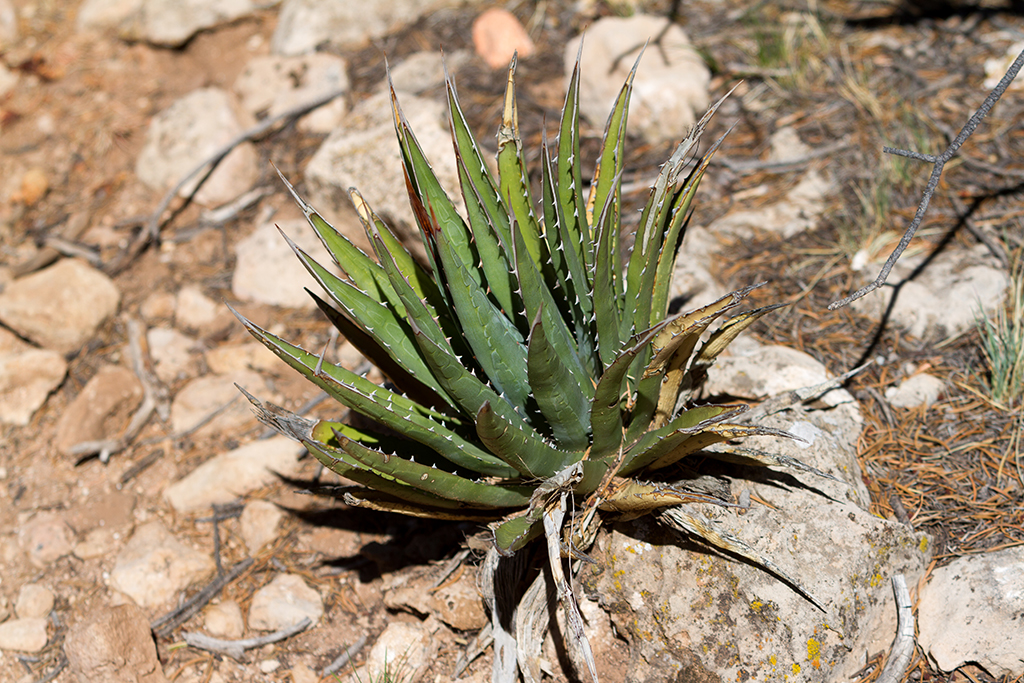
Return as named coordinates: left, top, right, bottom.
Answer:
left=496, top=54, right=543, bottom=269
left=586, top=49, right=641, bottom=242
left=592, top=176, right=624, bottom=370
left=527, top=311, right=590, bottom=451
left=476, top=401, right=584, bottom=478
left=307, top=290, right=455, bottom=414
left=590, top=320, right=672, bottom=459
left=557, top=42, right=591, bottom=275
left=492, top=514, right=544, bottom=556
left=337, top=433, right=533, bottom=508
left=650, top=132, right=728, bottom=322
left=348, top=189, right=450, bottom=321
left=231, top=307, right=518, bottom=478
left=275, top=168, right=391, bottom=302
left=344, top=489, right=503, bottom=521
left=435, top=235, right=532, bottom=412
left=627, top=90, right=737, bottom=335
left=619, top=405, right=744, bottom=476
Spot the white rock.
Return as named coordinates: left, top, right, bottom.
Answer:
left=0, top=258, right=120, bottom=353
left=381, top=50, right=470, bottom=96
left=305, top=91, right=461, bottom=243
left=918, top=545, right=1024, bottom=677
left=710, top=170, right=833, bottom=240
left=108, top=521, right=215, bottom=609
left=169, top=370, right=270, bottom=438
left=271, top=0, right=469, bottom=55
left=240, top=500, right=285, bottom=555
left=77, top=0, right=273, bottom=47
left=985, top=40, right=1024, bottom=91
left=174, top=285, right=221, bottom=333
left=136, top=87, right=258, bottom=207
left=54, top=364, right=144, bottom=456
left=885, top=373, right=945, bottom=408
left=205, top=342, right=280, bottom=375
left=768, top=126, right=812, bottom=163
left=233, top=53, right=349, bottom=134
left=64, top=603, right=171, bottom=683
left=17, top=511, right=74, bottom=568
left=147, top=327, right=200, bottom=383
left=852, top=244, right=1009, bottom=339
left=0, top=346, right=68, bottom=426
left=705, top=343, right=860, bottom=412
left=0, top=62, right=17, bottom=98
left=163, top=436, right=305, bottom=513
left=0, top=617, right=48, bottom=652
left=14, top=584, right=54, bottom=619
left=566, top=15, right=710, bottom=144
left=203, top=600, right=244, bottom=639
left=140, top=290, right=177, bottom=323
left=0, top=0, right=16, bottom=49
left=248, top=573, right=323, bottom=631
left=364, top=621, right=434, bottom=683
left=232, top=217, right=333, bottom=309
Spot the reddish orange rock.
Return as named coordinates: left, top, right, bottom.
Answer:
left=472, top=8, right=534, bottom=70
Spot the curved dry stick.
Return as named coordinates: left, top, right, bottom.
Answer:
left=830, top=47, right=1024, bottom=310
left=181, top=616, right=312, bottom=660
left=876, top=574, right=916, bottom=683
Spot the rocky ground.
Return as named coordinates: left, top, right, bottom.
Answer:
left=1, top=1, right=1023, bottom=682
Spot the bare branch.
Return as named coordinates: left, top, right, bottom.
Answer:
left=182, top=616, right=312, bottom=660
left=829, top=46, right=1024, bottom=310
left=876, top=574, right=916, bottom=683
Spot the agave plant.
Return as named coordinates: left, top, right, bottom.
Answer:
left=233, top=50, right=829, bottom=681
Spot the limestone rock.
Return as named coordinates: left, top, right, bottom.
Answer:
left=14, top=584, right=54, bottom=619
left=55, top=364, right=144, bottom=456
left=174, top=285, right=228, bottom=336
left=203, top=600, right=244, bottom=639
left=271, top=0, right=470, bottom=55
left=305, top=91, right=460, bottom=250
left=240, top=499, right=285, bottom=555
left=169, top=370, right=271, bottom=439
left=364, top=621, right=435, bottom=683
left=0, top=258, right=120, bottom=353
left=233, top=53, right=349, bottom=134
left=147, top=327, right=200, bottom=384
left=381, top=50, right=470, bottom=96
left=163, top=436, right=305, bottom=513
left=384, top=568, right=486, bottom=632
left=0, top=617, right=48, bottom=652
left=18, top=511, right=74, bottom=568
left=204, top=342, right=279, bottom=375
left=0, top=0, right=16, bottom=49
left=885, top=372, right=945, bottom=408
left=918, top=545, right=1024, bottom=677
left=472, top=8, right=534, bottom=69
left=64, top=602, right=171, bottom=683
left=108, top=521, right=214, bottom=609
left=566, top=15, right=709, bottom=144
left=248, top=573, right=323, bottom=631
left=77, top=0, right=273, bottom=47
left=710, top=170, right=833, bottom=240
left=232, top=217, right=333, bottom=309
left=852, top=244, right=1008, bottom=339
left=0, top=343, right=67, bottom=426
left=136, top=87, right=258, bottom=207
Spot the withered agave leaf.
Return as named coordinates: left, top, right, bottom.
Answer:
left=235, top=47, right=837, bottom=682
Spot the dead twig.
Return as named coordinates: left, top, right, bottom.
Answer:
left=106, top=86, right=347, bottom=276
left=876, top=574, right=916, bottom=683
left=320, top=635, right=369, bottom=677
left=182, top=617, right=312, bottom=660
left=69, top=318, right=168, bottom=464
left=829, top=47, right=1024, bottom=310
left=151, top=558, right=254, bottom=637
